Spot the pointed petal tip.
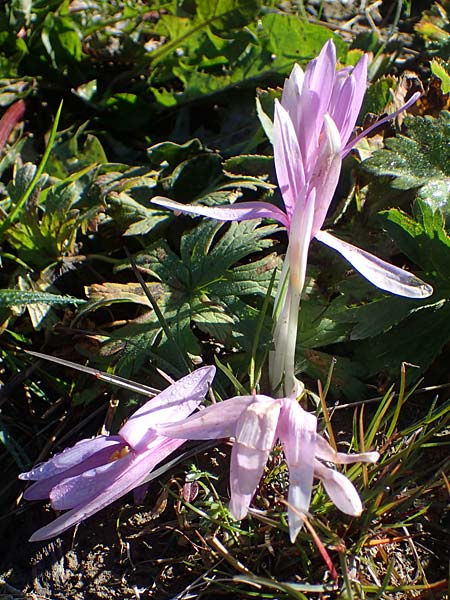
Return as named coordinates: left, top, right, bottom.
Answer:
left=316, top=230, right=434, bottom=299
left=323, top=113, right=342, bottom=154
left=363, top=451, right=380, bottom=464
left=288, top=514, right=305, bottom=543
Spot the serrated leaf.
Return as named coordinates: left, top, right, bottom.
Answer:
left=431, top=58, right=450, bottom=93
left=364, top=112, right=450, bottom=218
left=379, top=200, right=450, bottom=288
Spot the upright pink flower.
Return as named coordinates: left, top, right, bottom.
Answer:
left=157, top=393, right=379, bottom=542
left=20, top=365, right=215, bottom=541
left=152, top=40, right=431, bottom=300
left=151, top=40, right=432, bottom=394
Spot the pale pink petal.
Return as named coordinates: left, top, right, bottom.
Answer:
left=302, top=39, right=336, bottom=119
left=229, top=442, right=272, bottom=520
left=273, top=100, right=305, bottom=221
left=151, top=196, right=289, bottom=227
left=119, top=366, right=215, bottom=451
left=331, top=54, right=368, bottom=146
left=157, top=395, right=255, bottom=440
left=299, top=40, right=336, bottom=171
left=281, top=63, right=305, bottom=125
left=315, top=229, right=433, bottom=298
left=287, top=185, right=315, bottom=292
left=314, top=461, right=363, bottom=516
left=229, top=397, right=280, bottom=520
left=296, top=89, right=322, bottom=177
left=278, top=398, right=317, bottom=542
left=309, top=114, right=342, bottom=236
left=19, top=436, right=123, bottom=481
left=50, top=455, right=134, bottom=510
left=315, top=435, right=380, bottom=465
left=343, top=91, right=421, bottom=157
left=22, top=439, right=125, bottom=501
left=29, top=437, right=185, bottom=541
left=304, top=40, right=336, bottom=93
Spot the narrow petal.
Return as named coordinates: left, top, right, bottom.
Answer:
left=281, top=63, right=305, bottom=122
left=50, top=455, right=134, bottom=510
left=331, top=54, right=368, bottom=146
left=229, top=442, right=272, bottom=521
left=22, top=439, right=126, bottom=501
left=343, top=91, right=421, bottom=158
left=315, top=229, right=433, bottom=298
left=119, top=366, right=215, bottom=452
left=288, top=186, right=315, bottom=293
left=315, top=435, right=380, bottom=465
left=273, top=100, right=305, bottom=221
left=299, top=41, right=336, bottom=171
left=303, top=40, right=336, bottom=95
left=157, top=395, right=255, bottom=440
left=314, top=461, right=363, bottom=516
left=19, top=436, right=123, bottom=481
left=151, top=196, right=289, bottom=228
left=29, top=437, right=185, bottom=541
left=302, top=39, right=336, bottom=118
left=278, top=399, right=317, bottom=542
left=229, top=398, right=280, bottom=520
left=234, top=397, right=281, bottom=450
left=309, top=115, right=342, bottom=236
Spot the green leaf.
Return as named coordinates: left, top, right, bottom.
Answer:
left=196, top=0, right=261, bottom=32
left=151, top=13, right=346, bottom=107
left=364, top=112, right=450, bottom=219
left=103, top=219, right=278, bottom=377
left=351, top=299, right=450, bottom=380
left=0, top=289, right=84, bottom=308
left=379, top=200, right=450, bottom=289
left=431, top=57, right=450, bottom=93
left=41, top=13, right=83, bottom=70
left=360, top=76, right=397, bottom=117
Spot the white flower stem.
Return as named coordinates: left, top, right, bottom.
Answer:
left=270, top=194, right=316, bottom=396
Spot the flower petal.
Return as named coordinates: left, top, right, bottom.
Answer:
left=273, top=100, right=305, bottom=221
left=29, top=437, right=185, bottom=541
left=330, top=54, right=368, bottom=147
left=19, top=436, right=123, bottom=482
left=229, top=442, right=271, bottom=520
left=315, top=435, right=380, bottom=465
left=234, top=396, right=280, bottom=451
left=278, top=399, right=317, bottom=542
left=228, top=397, right=280, bottom=520
left=314, top=460, right=363, bottom=516
left=309, top=114, right=342, bottom=236
left=50, top=455, right=134, bottom=510
left=343, top=91, right=421, bottom=157
left=22, top=438, right=126, bottom=501
left=281, top=63, right=305, bottom=124
left=315, top=229, right=433, bottom=298
left=151, top=196, right=289, bottom=228
left=157, top=395, right=255, bottom=440
left=119, top=365, right=215, bottom=451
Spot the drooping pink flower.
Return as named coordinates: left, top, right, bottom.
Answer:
left=20, top=365, right=215, bottom=541
left=151, top=40, right=431, bottom=299
left=157, top=393, right=379, bottom=542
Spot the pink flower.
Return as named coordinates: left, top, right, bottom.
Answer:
left=20, top=366, right=215, bottom=541
left=157, top=393, right=379, bottom=542
left=151, top=40, right=431, bottom=299
left=150, top=40, right=432, bottom=394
